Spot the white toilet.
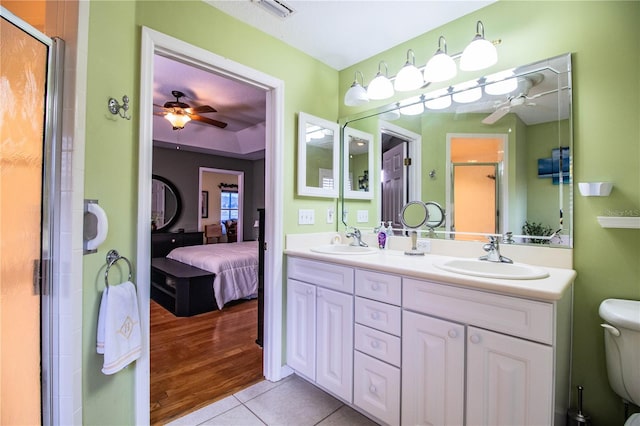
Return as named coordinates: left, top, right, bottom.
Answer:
left=599, top=298, right=640, bottom=426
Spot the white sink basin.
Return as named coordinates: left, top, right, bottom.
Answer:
left=435, top=258, right=549, bottom=280
left=310, top=245, right=377, bottom=255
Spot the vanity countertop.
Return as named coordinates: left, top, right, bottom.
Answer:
left=284, top=246, right=576, bottom=302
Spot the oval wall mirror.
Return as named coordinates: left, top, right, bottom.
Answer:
left=151, top=174, right=182, bottom=232
left=425, top=201, right=445, bottom=229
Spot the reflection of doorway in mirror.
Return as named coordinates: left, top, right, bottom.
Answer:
left=382, top=142, right=407, bottom=231
left=452, top=164, right=498, bottom=240
left=447, top=135, right=506, bottom=240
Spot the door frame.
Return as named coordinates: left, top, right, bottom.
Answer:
left=198, top=167, right=245, bottom=242
left=137, top=27, right=286, bottom=425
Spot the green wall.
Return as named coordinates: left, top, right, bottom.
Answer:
left=83, top=1, right=640, bottom=424
left=83, top=1, right=338, bottom=424
left=339, top=1, right=640, bottom=423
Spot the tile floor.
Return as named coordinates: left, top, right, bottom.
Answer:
left=166, top=374, right=379, bottom=426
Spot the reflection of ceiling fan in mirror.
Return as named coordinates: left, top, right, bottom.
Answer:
left=482, top=74, right=556, bottom=125
left=154, top=90, right=228, bottom=130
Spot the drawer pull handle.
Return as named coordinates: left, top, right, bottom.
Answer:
left=371, top=312, right=380, bottom=320
left=448, top=329, right=459, bottom=339
left=369, top=385, right=377, bottom=394
left=470, top=334, right=481, bottom=344
left=371, top=340, right=380, bottom=349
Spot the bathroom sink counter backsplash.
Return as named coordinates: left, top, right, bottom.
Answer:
left=285, top=232, right=576, bottom=302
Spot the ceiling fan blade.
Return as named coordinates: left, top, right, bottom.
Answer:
left=190, top=114, right=228, bottom=129
left=189, top=105, right=217, bottom=114
left=482, top=106, right=510, bottom=124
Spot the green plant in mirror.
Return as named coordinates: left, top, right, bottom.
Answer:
left=522, top=221, right=554, bottom=244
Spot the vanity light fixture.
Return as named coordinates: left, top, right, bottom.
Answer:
left=344, top=71, right=369, bottom=106
left=423, top=36, right=457, bottom=83
left=394, top=49, right=424, bottom=92
left=424, top=89, right=452, bottom=110
left=399, top=96, right=425, bottom=116
left=343, top=20, right=501, bottom=107
left=164, top=111, right=191, bottom=129
left=484, top=70, right=518, bottom=95
left=367, top=61, right=394, bottom=100
left=460, top=20, right=498, bottom=71
left=451, top=81, right=482, bottom=103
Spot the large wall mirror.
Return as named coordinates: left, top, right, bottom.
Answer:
left=151, top=174, right=182, bottom=232
left=297, top=112, right=340, bottom=198
left=340, top=53, right=573, bottom=247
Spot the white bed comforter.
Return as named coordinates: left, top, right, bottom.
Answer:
left=166, top=241, right=258, bottom=309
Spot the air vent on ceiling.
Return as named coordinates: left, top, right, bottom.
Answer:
left=252, top=0, right=295, bottom=18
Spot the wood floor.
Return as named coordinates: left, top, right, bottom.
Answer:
left=150, top=298, right=264, bottom=425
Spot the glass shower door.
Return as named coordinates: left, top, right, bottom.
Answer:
left=0, top=12, right=51, bottom=424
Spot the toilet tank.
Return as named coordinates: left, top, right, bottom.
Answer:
left=599, top=298, right=640, bottom=406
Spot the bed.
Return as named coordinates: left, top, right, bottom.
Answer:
left=165, top=241, right=259, bottom=309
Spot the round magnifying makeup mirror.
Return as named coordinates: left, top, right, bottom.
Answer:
left=425, top=201, right=445, bottom=229
left=400, top=201, right=429, bottom=256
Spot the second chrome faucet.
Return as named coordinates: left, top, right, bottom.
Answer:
left=479, top=236, right=512, bottom=263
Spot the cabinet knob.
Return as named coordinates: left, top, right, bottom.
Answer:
left=470, top=334, right=481, bottom=344
left=306, top=289, right=313, bottom=295
left=171, top=238, right=176, bottom=243
left=371, top=339, right=380, bottom=349
left=369, top=385, right=377, bottom=394
left=448, top=329, right=459, bottom=339
left=371, top=282, right=380, bottom=291
left=371, top=311, right=380, bottom=320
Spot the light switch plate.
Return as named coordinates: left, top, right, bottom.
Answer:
left=298, top=209, right=315, bottom=225
left=356, top=210, right=369, bottom=223
left=326, top=207, right=334, bottom=224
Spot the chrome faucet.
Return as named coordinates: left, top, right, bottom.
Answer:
left=479, top=236, right=512, bottom=263
left=346, top=227, right=368, bottom=247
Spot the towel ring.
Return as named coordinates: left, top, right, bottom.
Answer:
left=105, top=249, right=133, bottom=288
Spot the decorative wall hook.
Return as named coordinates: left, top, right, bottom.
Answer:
left=428, top=169, right=437, bottom=179
left=108, top=95, right=131, bottom=120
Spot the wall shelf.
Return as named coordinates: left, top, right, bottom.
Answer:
left=597, top=216, right=640, bottom=229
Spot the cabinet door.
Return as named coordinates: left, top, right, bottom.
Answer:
left=402, top=311, right=465, bottom=426
left=466, top=326, right=553, bottom=426
left=316, top=287, right=353, bottom=402
left=354, top=351, right=400, bottom=425
left=286, top=279, right=316, bottom=379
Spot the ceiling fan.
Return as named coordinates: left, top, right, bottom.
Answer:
left=154, top=90, right=228, bottom=130
left=482, top=74, right=552, bottom=125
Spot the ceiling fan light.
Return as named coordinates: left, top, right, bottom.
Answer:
left=165, top=112, right=191, bottom=130
left=485, top=77, right=518, bottom=95
left=460, top=21, right=498, bottom=71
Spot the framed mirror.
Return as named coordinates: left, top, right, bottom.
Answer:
left=340, top=53, right=573, bottom=247
left=151, top=174, right=182, bottom=232
left=344, top=127, right=374, bottom=199
left=297, top=112, right=340, bottom=198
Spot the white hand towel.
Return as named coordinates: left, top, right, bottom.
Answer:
left=96, top=281, right=142, bottom=375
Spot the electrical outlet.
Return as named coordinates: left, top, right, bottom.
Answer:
left=326, top=207, right=334, bottom=224
left=298, top=209, right=315, bottom=225
left=416, top=238, right=431, bottom=253
left=356, top=210, right=369, bottom=223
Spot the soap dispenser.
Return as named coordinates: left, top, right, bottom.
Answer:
left=377, top=222, right=387, bottom=249
left=386, top=221, right=394, bottom=237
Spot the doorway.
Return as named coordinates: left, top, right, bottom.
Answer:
left=136, top=28, right=286, bottom=425
left=0, top=10, right=63, bottom=424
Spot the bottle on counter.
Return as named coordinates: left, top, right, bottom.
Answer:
left=377, top=222, right=387, bottom=249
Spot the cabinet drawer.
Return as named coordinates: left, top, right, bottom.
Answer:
left=353, top=351, right=400, bottom=426
left=355, top=297, right=401, bottom=336
left=355, top=269, right=401, bottom=306
left=403, top=278, right=553, bottom=344
left=287, top=257, right=354, bottom=294
left=355, top=324, right=401, bottom=367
